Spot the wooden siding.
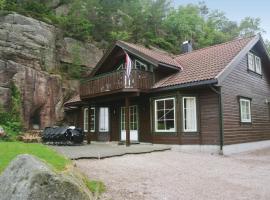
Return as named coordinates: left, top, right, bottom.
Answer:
left=150, top=88, right=220, bottom=145
left=222, top=50, right=270, bottom=145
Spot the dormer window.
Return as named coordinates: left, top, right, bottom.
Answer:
left=248, top=52, right=262, bottom=75
left=135, top=59, right=148, bottom=71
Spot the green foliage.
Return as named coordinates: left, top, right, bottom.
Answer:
left=110, top=31, right=130, bottom=41
left=84, top=179, right=105, bottom=195
left=239, top=17, right=265, bottom=37
left=0, top=82, right=22, bottom=140
left=265, top=40, right=270, bottom=54
left=0, top=142, right=71, bottom=173
left=1, top=0, right=266, bottom=53
left=0, top=0, right=6, bottom=10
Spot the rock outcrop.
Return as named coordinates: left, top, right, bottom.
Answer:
left=58, top=37, right=103, bottom=70
left=0, top=154, right=92, bottom=200
left=0, top=13, right=103, bottom=129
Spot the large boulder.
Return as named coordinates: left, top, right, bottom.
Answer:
left=0, top=154, right=92, bottom=200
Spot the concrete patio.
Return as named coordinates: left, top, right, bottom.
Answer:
left=51, top=142, right=171, bottom=159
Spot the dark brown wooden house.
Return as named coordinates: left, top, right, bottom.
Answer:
left=65, top=34, right=270, bottom=154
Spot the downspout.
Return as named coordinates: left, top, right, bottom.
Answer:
left=210, top=85, right=224, bottom=154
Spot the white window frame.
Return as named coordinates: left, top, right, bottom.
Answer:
left=83, top=107, right=95, bottom=132
left=99, top=107, right=109, bottom=132
left=183, top=97, right=197, bottom=132
left=240, top=98, right=252, bottom=123
left=135, top=59, right=148, bottom=71
left=90, top=108, right=95, bottom=132
left=248, top=52, right=262, bottom=75
left=120, top=105, right=138, bottom=131
left=83, top=108, right=89, bottom=132
left=154, top=97, right=176, bottom=132
left=248, top=52, right=255, bottom=71
left=255, top=56, right=262, bottom=74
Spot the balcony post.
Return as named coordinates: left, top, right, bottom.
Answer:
left=125, top=96, right=130, bottom=146
left=87, top=105, right=91, bottom=144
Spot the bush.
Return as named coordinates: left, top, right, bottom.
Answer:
left=0, top=82, right=22, bottom=140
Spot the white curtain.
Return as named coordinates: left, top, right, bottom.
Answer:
left=99, top=107, right=109, bottom=132
left=83, top=108, right=89, bottom=132
left=184, top=97, right=197, bottom=131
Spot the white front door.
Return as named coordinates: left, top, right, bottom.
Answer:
left=121, top=105, right=138, bottom=141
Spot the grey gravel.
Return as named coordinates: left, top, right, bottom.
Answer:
left=76, top=148, right=270, bottom=200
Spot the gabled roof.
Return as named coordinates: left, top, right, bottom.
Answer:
left=64, top=94, right=81, bottom=106
left=90, top=40, right=182, bottom=76
left=154, top=35, right=257, bottom=88
left=118, top=41, right=182, bottom=69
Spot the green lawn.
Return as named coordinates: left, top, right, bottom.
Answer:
left=0, top=142, right=70, bottom=173
left=0, top=142, right=105, bottom=195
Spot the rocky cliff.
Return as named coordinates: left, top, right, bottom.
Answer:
left=0, top=13, right=103, bottom=129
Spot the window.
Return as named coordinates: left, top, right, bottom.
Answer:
left=83, top=108, right=88, bottom=132
left=135, top=59, right=148, bottom=71
left=99, top=107, right=109, bottom=132
left=154, top=98, right=175, bottom=132
left=255, top=56, right=262, bottom=74
left=90, top=108, right=95, bottom=132
left=248, top=52, right=262, bottom=74
left=240, top=98, right=251, bottom=123
left=83, top=108, right=95, bottom=132
left=121, top=106, right=138, bottom=131
left=183, top=97, right=197, bottom=132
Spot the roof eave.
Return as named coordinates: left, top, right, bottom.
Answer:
left=215, top=35, right=260, bottom=86
left=151, top=79, right=218, bottom=92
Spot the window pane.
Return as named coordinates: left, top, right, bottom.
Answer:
left=165, top=120, right=175, bottom=130
left=99, top=107, right=109, bottom=132
left=156, top=100, right=164, bottom=110
left=183, top=97, right=197, bottom=132
left=84, top=108, right=89, bottom=132
left=255, top=56, right=262, bottom=74
left=155, top=98, right=175, bottom=131
left=157, top=121, right=165, bottom=130
left=165, top=109, right=174, bottom=120
left=240, top=99, right=251, bottom=122
left=157, top=110, right=164, bottom=120
left=90, top=108, right=95, bottom=132
left=165, top=100, right=174, bottom=109
left=248, top=53, right=255, bottom=71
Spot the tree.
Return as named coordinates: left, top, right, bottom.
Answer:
left=0, top=0, right=5, bottom=10
left=239, top=17, right=265, bottom=37
left=265, top=40, right=270, bottom=54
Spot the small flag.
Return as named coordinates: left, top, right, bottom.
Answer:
left=125, top=51, right=132, bottom=78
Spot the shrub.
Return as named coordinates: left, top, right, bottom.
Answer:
left=0, top=82, right=22, bottom=140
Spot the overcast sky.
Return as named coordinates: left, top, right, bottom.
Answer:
left=173, top=0, right=270, bottom=41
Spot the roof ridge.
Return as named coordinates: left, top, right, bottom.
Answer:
left=119, top=40, right=175, bottom=58
left=174, top=35, right=256, bottom=58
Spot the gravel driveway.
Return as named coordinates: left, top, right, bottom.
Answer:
left=76, top=148, right=270, bottom=200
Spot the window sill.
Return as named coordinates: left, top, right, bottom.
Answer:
left=247, top=69, right=262, bottom=78
left=182, top=132, right=199, bottom=136
left=240, top=122, right=252, bottom=126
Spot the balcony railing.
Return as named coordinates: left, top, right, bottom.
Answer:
left=80, top=69, right=153, bottom=98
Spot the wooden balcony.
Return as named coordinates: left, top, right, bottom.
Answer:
left=80, top=69, right=153, bottom=98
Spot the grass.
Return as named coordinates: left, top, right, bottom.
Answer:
left=0, top=142, right=70, bottom=173
left=85, top=179, right=106, bottom=195
left=0, top=141, right=106, bottom=195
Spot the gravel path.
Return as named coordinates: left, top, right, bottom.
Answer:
left=76, top=148, right=270, bottom=200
